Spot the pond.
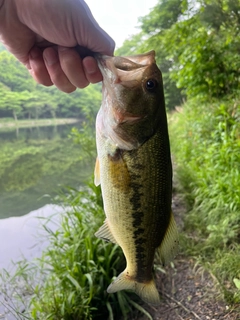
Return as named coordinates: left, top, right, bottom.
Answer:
left=0, top=122, right=95, bottom=318
left=0, top=122, right=94, bottom=270
left=0, top=123, right=93, bottom=219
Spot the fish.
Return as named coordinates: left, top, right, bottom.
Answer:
left=94, top=50, right=178, bottom=305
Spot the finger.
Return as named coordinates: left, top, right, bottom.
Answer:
left=82, top=56, right=103, bottom=84
left=28, top=46, right=53, bottom=86
left=43, top=47, right=76, bottom=93
left=58, top=46, right=89, bottom=89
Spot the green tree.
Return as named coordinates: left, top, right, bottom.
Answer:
left=162, top=0, right=240, bottom=99
left=0, top=50, right=102, bottom=120
left=22, top=91, right=58, bottom=120
left=0, top=89, right=23, bottom=120
left=118, top=0, right=240, bottom=103
left=0, top=42, right=6, bottom=52
left=117, top=0, right=184, bottom=109
left=0, top=51, right=35, bottom=92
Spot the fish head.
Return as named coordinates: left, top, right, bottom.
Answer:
left=96, top=51, right=166, bottom=149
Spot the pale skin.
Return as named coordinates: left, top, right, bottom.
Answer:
left=0, top=0, right=115, bottom=93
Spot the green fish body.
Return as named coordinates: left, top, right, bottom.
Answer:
left=94, top=51, right=178, bottom=305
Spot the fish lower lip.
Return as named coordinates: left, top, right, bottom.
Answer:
left=113, top=109, right=145, bottom=124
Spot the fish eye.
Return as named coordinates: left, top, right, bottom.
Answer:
left=145, top=79, right=158, bottom=92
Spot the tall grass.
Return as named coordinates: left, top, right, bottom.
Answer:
left=0, top=107, right=155, bottom=319
left=169, top=95, right=240, bottom=304
left=0, top=182, right=153, bottom=320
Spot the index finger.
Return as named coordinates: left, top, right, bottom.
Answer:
left=82, top=56, right=102, bottom=84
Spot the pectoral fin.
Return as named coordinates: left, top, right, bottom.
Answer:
left=94, top=157, right=100, bottom=186
left=155, top=210, right=179, bottom=266
left=95, top=219, right=117, bottom=244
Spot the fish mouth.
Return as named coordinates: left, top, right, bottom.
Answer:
left=96, top=51, right=156, bottom=88
left=113, top=108, right=146, bottom=124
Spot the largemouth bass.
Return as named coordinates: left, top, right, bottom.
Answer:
left=94, top=51, right=178, bottom=305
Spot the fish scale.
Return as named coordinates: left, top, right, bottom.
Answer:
left=94, top=51, right=178, bottom=305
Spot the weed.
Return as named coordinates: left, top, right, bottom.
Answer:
left=0, top=182, right=152, bottom=319
left=169, top=94, right=240, bottom=305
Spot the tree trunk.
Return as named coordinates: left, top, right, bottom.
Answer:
left=13, top=110, right=18, bottom=122
left=50, top=109, right=56, bottom=119
left=35, top=107, right=39, bottom=120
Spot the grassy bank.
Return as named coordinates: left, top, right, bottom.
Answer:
left=169, top=95, right=240, bottom=306
left=0, top=118, right=80, bottom=129
left=0, top=183, right=152, bottom=320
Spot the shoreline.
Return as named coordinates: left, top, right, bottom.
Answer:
left=0, top=118, right=80, bottom=129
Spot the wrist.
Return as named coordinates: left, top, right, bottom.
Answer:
left=0, top=0, right=24, bottom=55
left=0, top=0, right=13, bottom=34
left=0, top=0, right=6, bottom=33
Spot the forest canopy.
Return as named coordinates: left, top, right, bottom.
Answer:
left=0, top=45, right=102, bottom=121
left=1, top=0, right=239, bottom=117
left=117, top=0, right=240, bottom=109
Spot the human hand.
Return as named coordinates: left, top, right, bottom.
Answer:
left=0, top=0, right=115, bottom=92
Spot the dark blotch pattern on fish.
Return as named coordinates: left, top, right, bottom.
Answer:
left=133, top=228, right=144, bottom=237
left=129, top=173, right=149, bottom=281
left=95, top=51, right=178, bottom=304
left=130, top=180, right=144, bottom=225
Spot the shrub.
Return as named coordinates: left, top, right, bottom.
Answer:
left=169, top=94, right=240, bottom=304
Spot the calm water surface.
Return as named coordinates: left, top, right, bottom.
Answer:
left=0, top=123, right=95, bottom=319
left=0, top=123, right=93, bottom=219
left=0, top=123, right=93, bottom=269
left=0, top=124, right=93, bottom=320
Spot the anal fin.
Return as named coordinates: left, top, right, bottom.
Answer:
left=156, top=210, right=179, bottom=266
left=95, top=219, right=117, bottom=244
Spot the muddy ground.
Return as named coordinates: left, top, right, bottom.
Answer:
left=136, top=189, right=240, bottom=320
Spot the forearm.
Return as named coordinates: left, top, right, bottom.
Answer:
left=0, top=0, right=16, bottom=28
left=0, top=0, right=4, bottom=9
left=0, top=0, right=35, bottom=65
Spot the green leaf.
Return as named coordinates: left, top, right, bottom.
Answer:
left=67, top=275, right=82, bottom=291
left=233, top=278, right=240, bottom=290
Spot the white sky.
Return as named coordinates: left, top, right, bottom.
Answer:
left=85, top=0, right=158, bottom=48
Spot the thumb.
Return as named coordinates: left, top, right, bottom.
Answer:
left=72, top=1, right=115, bottom=56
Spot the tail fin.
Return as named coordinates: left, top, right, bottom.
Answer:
left=107, top=270, right=160, bottom=305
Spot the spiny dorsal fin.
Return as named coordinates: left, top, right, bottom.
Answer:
left=94, top=157, right=100, bottom=186
left=95, top=219, right=117, bottom=244
left=155, top=210, right=179, bottom=266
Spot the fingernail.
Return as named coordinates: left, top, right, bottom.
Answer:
left=43, top=49, right=58, bottom=66
left=83, top=57, right=98, bottom=74
left=87, top=65, right=98, bottom=74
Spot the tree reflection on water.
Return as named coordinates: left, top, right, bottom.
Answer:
left=0, top=124, right=93, bottom=219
